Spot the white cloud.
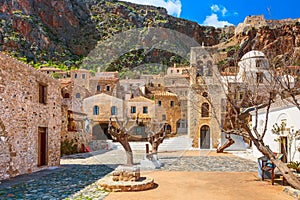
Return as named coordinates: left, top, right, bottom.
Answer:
left=203, top=14, right=233, bottom=28
left=120, top=0, right=182, bottom=17
left=210, top=4, right=231, bottom=17
left=221, top=7, right=228, bottom=17
left=210, top=5, right=220, bottom=12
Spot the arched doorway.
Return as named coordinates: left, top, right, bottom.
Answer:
left=176, top=119, right=187, bottom=134
left=164, top=124, right=172, bottom=134
left=92, top=123, right=112, bottom=140
left=200, top=125, right=210, bottom=149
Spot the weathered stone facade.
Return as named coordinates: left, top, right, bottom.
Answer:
left=0, top=53, right=61, bottom=180
left=188, top=47, right=225, bottom=149
left=89, top=71, right=119, bottom=97
left=163, top=66, right=190, bottom=134
left=60, top=78, right=92, bottom=153
left=154, top=91, right=181, bottom=134
left=83, top=93, right=125, bottom=148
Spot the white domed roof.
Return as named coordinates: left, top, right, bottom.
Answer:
left=241, top=50, right=266, bottom=61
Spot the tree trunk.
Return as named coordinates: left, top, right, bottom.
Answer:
left=120, top=140, right=133, bottom=166
left=217, top=138, right=235, bottom=153
left=253, top=139, right=300, bottom=189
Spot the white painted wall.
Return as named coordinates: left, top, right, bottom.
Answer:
left=251, top=103, right=300, bottom=162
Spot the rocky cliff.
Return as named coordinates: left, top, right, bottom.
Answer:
left=0, top=0, right=299, bottom=71
left=0, top=0, right=228, bottom=70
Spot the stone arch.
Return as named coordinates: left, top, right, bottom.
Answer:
left=164, top=123, right=172, bottom=134
left=92, top=123, right=112, bottom=140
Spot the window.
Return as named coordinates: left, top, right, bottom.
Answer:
left=39, top=84, right=47, bottom=104
left=64, top=93, right=70, bottom=98
left=201, top=103, right=209, bottom=117
left=111, top=106, right=117, bottom=115
left=131, top=106, right=136, bottom=114
left=239, top=93, right=244, bottom=100
left=162, top=114, right=166, bottom=121
left=97, top=85, right=101, bottom=91
left=158, top=84, right=161, bottom=87
left=75, top=93, right=81, bottom=98
left=177, top=69, right=180, bottom=73
left=143, top=106, right=148, bottom=114
left=256, top=59, right=262, bottom=68
left=74, top=73, right=78, bottom=79
left=171, top=70, right=173, bottom=74
left=158, top=101, right=162, bottom=106
left=172, top=80, right=175, bottom=85
left=202, top=92, right=208, bottom=98
left=93, top=106, right=99, bottom=115
left=206, top=61, right=213, bottom=76
left=170, top=101, right=174, bottom=107
left=256, top=72, right=264, bottom=83
left=82, top=74, right=86, bottom=79
left=106, top=85, right=110, bottom=91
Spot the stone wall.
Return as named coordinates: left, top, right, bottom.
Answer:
left=0, top=53, right=61, bottom=180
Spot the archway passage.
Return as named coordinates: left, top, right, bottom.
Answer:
left=92, top=123, right=112, bottom=140
left=176, top=119, right=187, bottom=134
left=164, top=124, right=172, bottom=135
left=200, top=125, right=210, bottom=149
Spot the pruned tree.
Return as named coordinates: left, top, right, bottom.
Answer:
left=147, top=126, right=166, bottom=154
left=108, top=117, right=133, bottom=165
left=108, top=114, right=167, bottom=165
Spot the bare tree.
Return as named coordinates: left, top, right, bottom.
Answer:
left=108, top=115, right=167, bottom=166
left=147, top=126, right=166, bottom=154
left=108, top=117, right=134, bottom=165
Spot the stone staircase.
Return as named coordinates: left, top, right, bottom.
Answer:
left=113, top=135, right=193, bottom=152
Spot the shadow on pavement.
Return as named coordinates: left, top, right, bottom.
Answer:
left=0, top=164, right=118, bottom=199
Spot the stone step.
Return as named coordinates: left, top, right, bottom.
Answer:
left=113, top=135, right=192, bottom=151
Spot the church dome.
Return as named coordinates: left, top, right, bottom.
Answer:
left=241, top=50, right=266, bottom=61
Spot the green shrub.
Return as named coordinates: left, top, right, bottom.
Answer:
left=61, top=139, right=78, bottom=156
left=287, top=161, right=300, bottom=173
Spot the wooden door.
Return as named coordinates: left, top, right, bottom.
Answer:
left=38, top=127, right=48, bottom=166
left=200, top=125, right=210, bottom=149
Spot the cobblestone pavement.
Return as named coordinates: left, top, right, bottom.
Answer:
left=0, top=164, right=116, bottom=200
left=160, top=156, right=257, bottom=172
left=0, top=149, right=258, bottom=199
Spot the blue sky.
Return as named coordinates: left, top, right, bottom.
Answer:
left=120, top=0, right=300, bottom=27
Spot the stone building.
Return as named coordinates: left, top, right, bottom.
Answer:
left=83, top=93, right=125, bottom=149
left=153, top=91, right=182, bottom=134
left=118, top=78, right=146, bottom=100
left=163, top=65, right=190, bottom=134
left=235, top=15, right=267, bottom=35
left=89, top=71, right=119, bottom=97
left=39, top=67, right=69, bottom=79
left=126, top=96, right=156, bottom=139
left=0, top=53, right=61, bottom=180
left=71, top=69, right=91, bottom=89
left=188, top=47, right=225, bottom=149
left=60, top=78, right=92, bottom=153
